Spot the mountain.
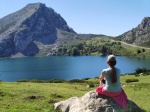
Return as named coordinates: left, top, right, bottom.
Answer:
left=0, top=3, right=76, bottom=57
left=116, top=17, right=150, bottom=47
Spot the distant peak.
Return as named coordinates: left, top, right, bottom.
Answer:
left=27, top=2, right=45, bottom=6
left=140, top=16, right=150, bottom=28
left=143, top=17, right=150, bottom=20
left=25, top=2, right=46, bottom=9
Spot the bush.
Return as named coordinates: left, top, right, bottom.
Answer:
left=135, top=74, right=140, bottom=77
left=68, top=79, right=85, bottom=83
left=135, top=68, right=149, bottom=74
left=82, top=78, right=90, bottom=80
left=30, top=79, right=46, bottom=83
left=137, top=49, right=141, bottom=54
left=17, top=79, right=65, bottom=83
left=48, top=79, right=65, bottom=83
left=87, top=82, right=95, bottom=88
left=125, top=79, right=139, bottom=83
left=17, top=79, right=29, bottom=82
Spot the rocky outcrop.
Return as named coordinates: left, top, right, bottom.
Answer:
left=117, top=17, right=150, bottom=47
left=54, top=90, right=144, bottom=112
left=0, top=3, right=75, bottom=57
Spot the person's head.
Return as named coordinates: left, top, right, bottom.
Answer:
left=107, top=55, right=117, bottom=83
left=107, top=55, right=117, bottom=67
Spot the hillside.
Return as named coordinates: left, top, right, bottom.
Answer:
left=116, top=17, right=150, bottom=47
left=54, top=36, right=150, bottom=58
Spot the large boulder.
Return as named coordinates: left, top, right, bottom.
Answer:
left=54, top=90, right=144, bottom=112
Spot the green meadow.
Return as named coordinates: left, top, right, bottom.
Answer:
left=0, top=75, right=150, bottom=112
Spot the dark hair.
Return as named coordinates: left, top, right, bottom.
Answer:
left=107, top=60, right=117, bottom=83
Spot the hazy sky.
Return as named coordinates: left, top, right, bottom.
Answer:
left=0, top=0, right=149, bottom=36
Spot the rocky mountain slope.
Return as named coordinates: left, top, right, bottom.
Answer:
left=0, top=3, right=77, bottom=57
left=117, top=17, right=150, bottom=47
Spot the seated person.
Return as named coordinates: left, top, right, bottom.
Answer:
left=96, top=55, right=128, bottom=109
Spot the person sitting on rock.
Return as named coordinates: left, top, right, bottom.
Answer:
left=96, top=55, right=128, bottom=109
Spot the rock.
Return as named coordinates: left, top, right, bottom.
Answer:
left=54, top=90, right=144, bottom=112
left=117, top=17, right=150, bottom=47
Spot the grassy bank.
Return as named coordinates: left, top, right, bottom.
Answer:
left=0, top=75, right=150, bottom=112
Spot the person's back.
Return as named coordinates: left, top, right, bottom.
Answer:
left=103, top=67, right=121, bottom=92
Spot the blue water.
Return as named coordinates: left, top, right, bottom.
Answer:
left=0, top=56, right=150, bottom=82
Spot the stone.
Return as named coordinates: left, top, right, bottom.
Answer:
left=54, top=90, right=144, bottom=112
left=117, top=17, right=150, bottom=47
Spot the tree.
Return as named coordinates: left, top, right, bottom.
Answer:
left=118, top=42, right=121, bottom=45
left=67, top=49, right=71, bottom=56
left=76, top=43, right=84, bottom=50
left=72, top=47, right=80, bottom=56
left=137, top=49, right=141, bottom=54
left=62, top=46, right=67, bottom=55
left=142, top=48, right=145, bottom=52
left=101, top=46, right=107, bottom=55
left=57, top=47, right=63, bottom=55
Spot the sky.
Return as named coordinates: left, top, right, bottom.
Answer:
left=0, top=0, right=150, bottom=36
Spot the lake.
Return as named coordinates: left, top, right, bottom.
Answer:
left=0, top=56, right=150, bottom=82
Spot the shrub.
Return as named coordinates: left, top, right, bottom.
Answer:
left=17, top=79, right=65, bottom=83
left=135, top=68, right=149, bottom=74
left=17, top=79, right=29, bottom=82
left=30, top=79, right=45, bottom=83
left=94, top=77, right=99, bottom=79
left=48, top=79, right=65, bottom=83
left=125, top=79, right=139, bottom=83
left=142, top=48, right=145, bottom=52
left=135, top=74, right=140, bottom=77
left=87, top=82, right=95, bottom=88
left=82, top=78, right=90, bottom=80
left=68, top=79, right=85, bottom=83
left=137, top=49, right=141, bottom=54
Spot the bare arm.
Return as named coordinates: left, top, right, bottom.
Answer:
left=99, top=71, right=105, bottom=86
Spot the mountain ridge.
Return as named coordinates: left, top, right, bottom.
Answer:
left=116, top=17, right=150, bottom=47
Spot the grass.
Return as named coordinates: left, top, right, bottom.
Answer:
left=0, top=82, right=93, bottom=112
left=0, top=75, right=150, bottom=112
left=121, top=75, right=150, bottom=111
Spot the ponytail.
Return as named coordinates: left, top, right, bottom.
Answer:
left=107, top=60, right=117, bottom=83
left=110, top=66, right=117, bottom=83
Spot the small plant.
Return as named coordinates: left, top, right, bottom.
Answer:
left=30, top=79, right=45, bottom=83
left=68, top=79, right=85, bottom=83
left=17, top=79, right=29, bottom=82
left=48, top=79, right=65, bottom=83
left=87, top=82, right=95, bottom=88
left=82, top=78, right=90, bottom=80
left=125, top=78, right=139, bottom=83
left=135, top=68, right=149, bottom=74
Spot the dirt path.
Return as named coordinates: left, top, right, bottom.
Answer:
left=114, top=40, right=150, bottom=50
